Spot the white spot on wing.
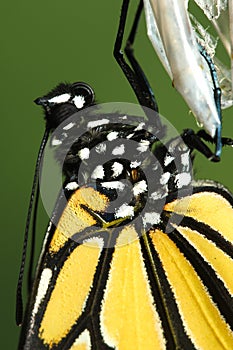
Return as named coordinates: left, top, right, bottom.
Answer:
left=107, top=131, right=118, bottom=141
left=112, top=162, right=124, bottom=177
left=48, top=93, right=70, bottom=104
left=87, top=119, right=109, bottom=128
left=133, top=180, right=147, bottom=195
left=73, top=95, right=85, bottom=109
left=78, top=147, right=90, bottom=160
left=72, top=330, right=91, bottom=349
left=91, top=165, right=105, bottom=179
left=32, top=268, right=52, bottom=316
left=112, top=144, right=125, bottom=155
left=83, top=237, right=104, bottom=249
left=115, top=203, right=134, bottom=218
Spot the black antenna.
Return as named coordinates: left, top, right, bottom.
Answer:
left=16, top=127, right=49, bottom=326
left=27, top=182, right=40, bottom=292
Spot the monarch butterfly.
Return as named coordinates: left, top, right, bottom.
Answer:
left=17, top=0, right=233, bottom=349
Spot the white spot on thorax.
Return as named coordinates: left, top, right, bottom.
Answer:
left=152, top=162, right=159, bottom=171
left=126, top=133, right=134, bottom=139
left=134, top=122, right=145, bottom=131
left=65, top=181, right=79, bottom=191
left=101, top=181, right=125, bottom=191
left=87, top=119, right=109, bottom=128
left=175, top=172, right=191, bottom=188
left=51, top=137, right=62, bottom=146
left=107, top=131, right=119, bottom=141
left=115, top=203, right=134, bottom=218
left=168, top=138, right=185, bottom=153
left=181, top=152, right=190, bottom=168
left=130, top=160, right=141, bottom=168
left=73, top=95, right=85, bottom=109
left=133, top=180, right=147, bottom=195
left=48, top=93, right=70, bottom=104
left=164, top=154, right=175, bottom=166
left=78, top=147, right=90, bottom=160
left=112, top=162, right=124, bottom=177
left=95, top=143, right=107, bottom=154
left=160, top=172, right=170, bottom=185
left=63, top=122, right=75, bottom=130
left=91, top=165, right=105, bottom=179
left=143, top=212, right=160, bottom=226
left=137, top=140, right=150, bottom=152
left=112, top=144, right=125, bottom=155
left=150, top=187, right=168, bottom=200
left=150, top=191, right=162, bottom=200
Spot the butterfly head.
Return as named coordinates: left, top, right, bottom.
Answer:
left=34, top=82, right=95, bottom=129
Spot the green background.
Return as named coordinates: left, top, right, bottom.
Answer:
left=1, top=1, right=232, bottom=349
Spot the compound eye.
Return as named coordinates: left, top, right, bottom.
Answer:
left=71, top=82, right=95, bottom=109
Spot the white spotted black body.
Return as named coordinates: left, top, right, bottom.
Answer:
left=37, top=82, right=193, bottom=229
